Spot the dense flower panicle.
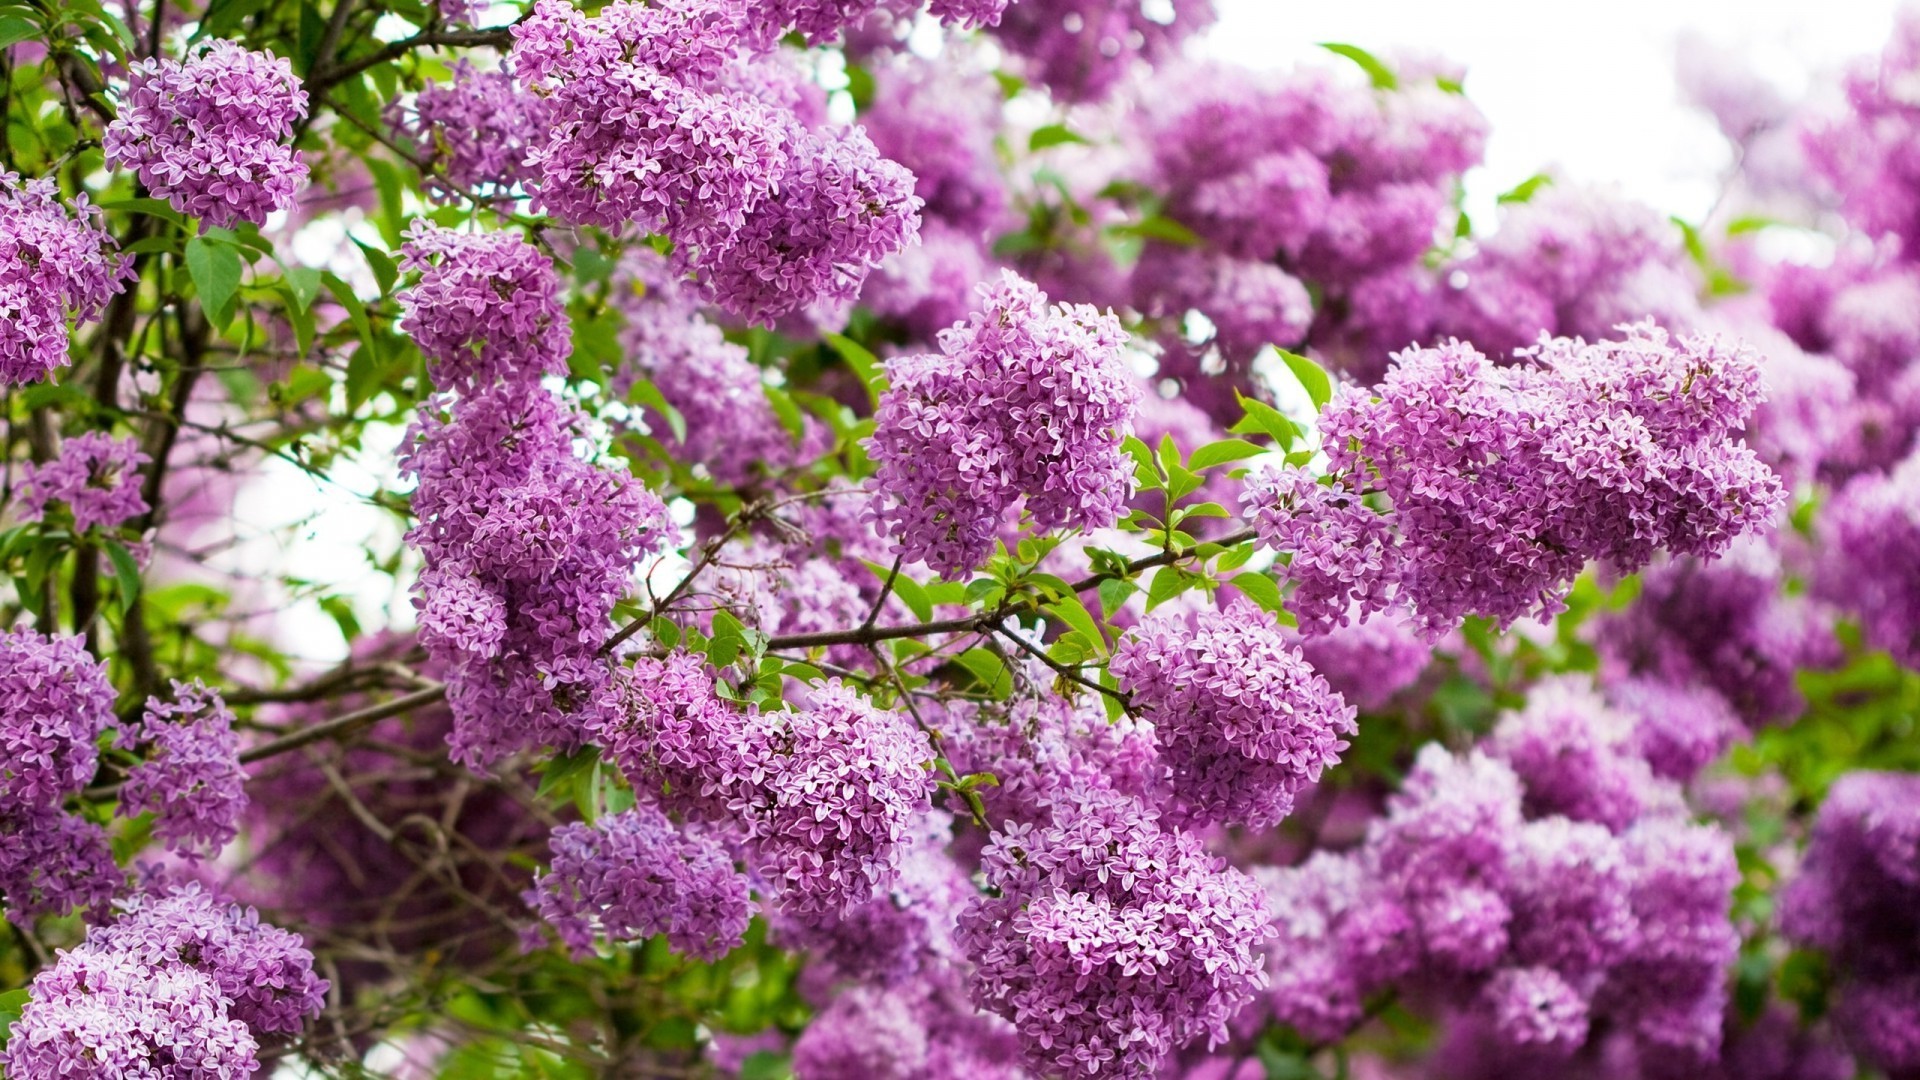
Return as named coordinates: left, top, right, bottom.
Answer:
left=1486, top=677, right=1668, bottom=833
left=1257, top=852, right=1414, bottom=1042
left=527, top=803, right=750, bottom=961
left=1779, top=772, right=1920, bottom=1076
left=726, top=681, right=934, bottom=916
left=594, top=651, right=746, bottom=822
left=0, top=948, right=260, bottom=1079
left=401, top=384, right=673, bottom=770
left=773, top=811, right=974, bottom=985
left=992, top=0, right=1218, bottom=103
left=390, top=61, right=549, bottom=202
left=690, top=124, right=921, bottom=326
left=102, top=40, right=309, bottom=228
left=1503, top=817, right=1637, bottom=975
left=0, top=628, right=119, bottom=811
left=1814, top=446, right=1920, bottom=667
left=859, top=221, right=994, bottom=344
left=1293, top=327, right=1783, bottom=636
left=19, top=431, right=150, bottom=533
left=860, top=56, right=1006, bottom=237
left=957, top=785, right=1269, bottom=1077
left=792, top=983, right=931, bottom=1078
left=398, top=224, right=571, bottom=388
left=1801, top=8, right=1920, bottom=253
left=86, top=884, right=329, bottom=1037
left=1131, top=245, right=1314, bottom=365
left=0, top=174, right=131, bottom=386
left=1436, top=186, right=1701, bottom=357
left=118, top=682, right=247, bottom=856
left=868, top=271, right=1139, bottom=576
left=1603, top=676, right=1744, bottom=783
left=1110, top=601, right=1356, bottom=829
left=936, top=687, right=1162, bottom=830
left=611, top=254, right=813, bottom=485
left=0, top=806, right=120, bottom=921
left=1481, top=966, right=1591, bottom=1055
left=1292, top=609, right=1432, bottom=711
left=1242, top=465, right=1399, bottom=633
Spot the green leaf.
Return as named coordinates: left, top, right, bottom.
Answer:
left=764, top=384, right=806, bottom=444
left=954, top=648, right=1013, bottom=699
left=100, top=197, right=189, bottom=228
left=1319, top=42, right=1398, bottom=90
left=105, top=541, right=143, bottom=613
left=1045, top=594, right=1107, bottom=656
left=0, top=15, right=37, bottom=49
left=1145, top=565, right=1193, bottom=612
left=1276, top=348, right=1333, bottom=411
left=1106, top=215, right=1202, bottom=247
left=1122, top=435, right=1162, bottom=490
left=185, top=237, right=244, bottom=325
left=864, top=559, right=932, bottom=622
left=1228, top=392, right=1300, bottom=449
left=1497, top=172, right=1554, bottom=205
left=1188, top=438, right=1267, bottom=472
left=354, top=238, right=399, bottom=295
left=535, top=747, right=601, bottom=801
left=1224, top=571, right=1283, bottom=614
left=1097, top=577, right=1137, bottom=620
left=21, top=382, right=93, bottom=414
left=1029, top=123, right=1090, bottom=151
left=280, top=264, right=322, bottom=313
left=627, top=374, right=688, bottom=443
left=825, top=332, right=886, bottom=407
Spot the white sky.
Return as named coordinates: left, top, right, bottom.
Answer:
left=1206, top=0, right=1904, bottom=224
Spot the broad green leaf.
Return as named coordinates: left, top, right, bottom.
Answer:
left=1189, top=438, right=1267, bottom=472
left=1224, top=570, right=1283, bottom=614
left=1098, top=578, right=1136, bottom=621
left=1145, top=565, right=1193, bottom=612
left=825, top=332, right=886, bottom=407
left=1229, top=392, right=1300, bottom=449
left=1497, top=173, right=1554, bottom=205
left=1029, top=123, right=1090, bottom=151
left=627, top=374, right=688, bottom=443
left=0, top=15, right=37, bottom=49
left=185, top=237, right=243, bottom=325
left=955, top=648, right=1013, bottom=699
left=863, top=559, right=932, bottom=622
left=1045, top=594, right=1107, bottom=655
left=1276, top=349, right=1333, bottom=412
left=106, top=541, right=143, bottom=613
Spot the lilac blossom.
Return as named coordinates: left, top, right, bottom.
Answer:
left=389, top=61, right=548, bottom=203
left=0, top=174, right=131, bottom=386
left=103, top=40, right=309, bottom=228
left=19, top=431, right=149, bottom=533
left=398, top=223, right=572, bottom=389
left=118, top=681, right=247, bottom=856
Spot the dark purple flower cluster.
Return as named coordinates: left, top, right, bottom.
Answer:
left=936, top=682, right=1162, bottom=830
left=398, top=226, right=672, bottom=771
left=511, top=0, right=921, bottom=324
left=117, top=681, right=247, bottom=857
left=390, top=60, right=549, bottom=203
left=103, top=39, right=309, bottom=228
left=527, top=802, right=750, bottom=960
left=19, top=431, right=150, bottom=534
left=1110, top=600, right=1356, bottom=829
left=3, top=883, right=327, bottom=1075
left=0, top=628, right=121, bottom=921
left=0, top=174, right=131, bottom=387
left=1262, top=737, right=1741, bottom=1073
left=868, top=271, right=1139, bottom=576
left=791, top=975, right=1026, bottom=1079
left=956, top=784, right=1269, bottom=1077
left=860, top=55, right=1006, bottom=239
left=1253, top=325, right=1784, bottom=637
left=1778, top=772, right=1920, bottom=1075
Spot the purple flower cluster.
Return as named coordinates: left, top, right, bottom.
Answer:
left=3, top=883, right=327, bottom=1075
left=868, top=271, right=1139, bottom=576
left=1292, top=609, right=1432, bottom=711
left=1778, top=772, right=1920, bottom=1076
left=860, top=55, right=1006, bottom=238
left=936, top=684, right=1162, bottom=830
left=390, top=60, right=549, bottom=203
left=1484, top=676, right=1670, bottom=833
left=0, top=628, right=121, bottom=921
left=1110, top=600, right=1355, bottom=829
left=611, top=253, right=812, bottom=486
left=791, top=975, right=1026, bottom=1080
left=103, top=40, right=309, bottom=228
left=19, top=431, right=150, bottom=534
left=398, top=223, right=571, bottom=389
left=1814, top=445, right=1920, bottom=667
left=1594, top=538, right=1836, bottom=726
left=511, top=0, right=920, bottom=324
left=596, top=659, right=934, bottom=916
left=117, top=681, right=247, bottom=857
left=992, top=0, right=1217, bottom=102
left=1252, top=326, right=1783, bottom=637
left=956, top=784, right=1269, bottom=1077
left=527, top=803, right=750, bottom=961
left=727, top=681, right=935, bottom=916
left=0, top=174, right=130, bottom=387
left=1261, top=740, right=1741, bottom=1071
left=1802, top=9, right=1920, bottom=255
left=1243, top=465, right=1398, bottom=635
left=398, top=227, right=673, bottom=771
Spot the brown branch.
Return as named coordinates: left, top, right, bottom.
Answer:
left=305, top=26, right=518, bottom=97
